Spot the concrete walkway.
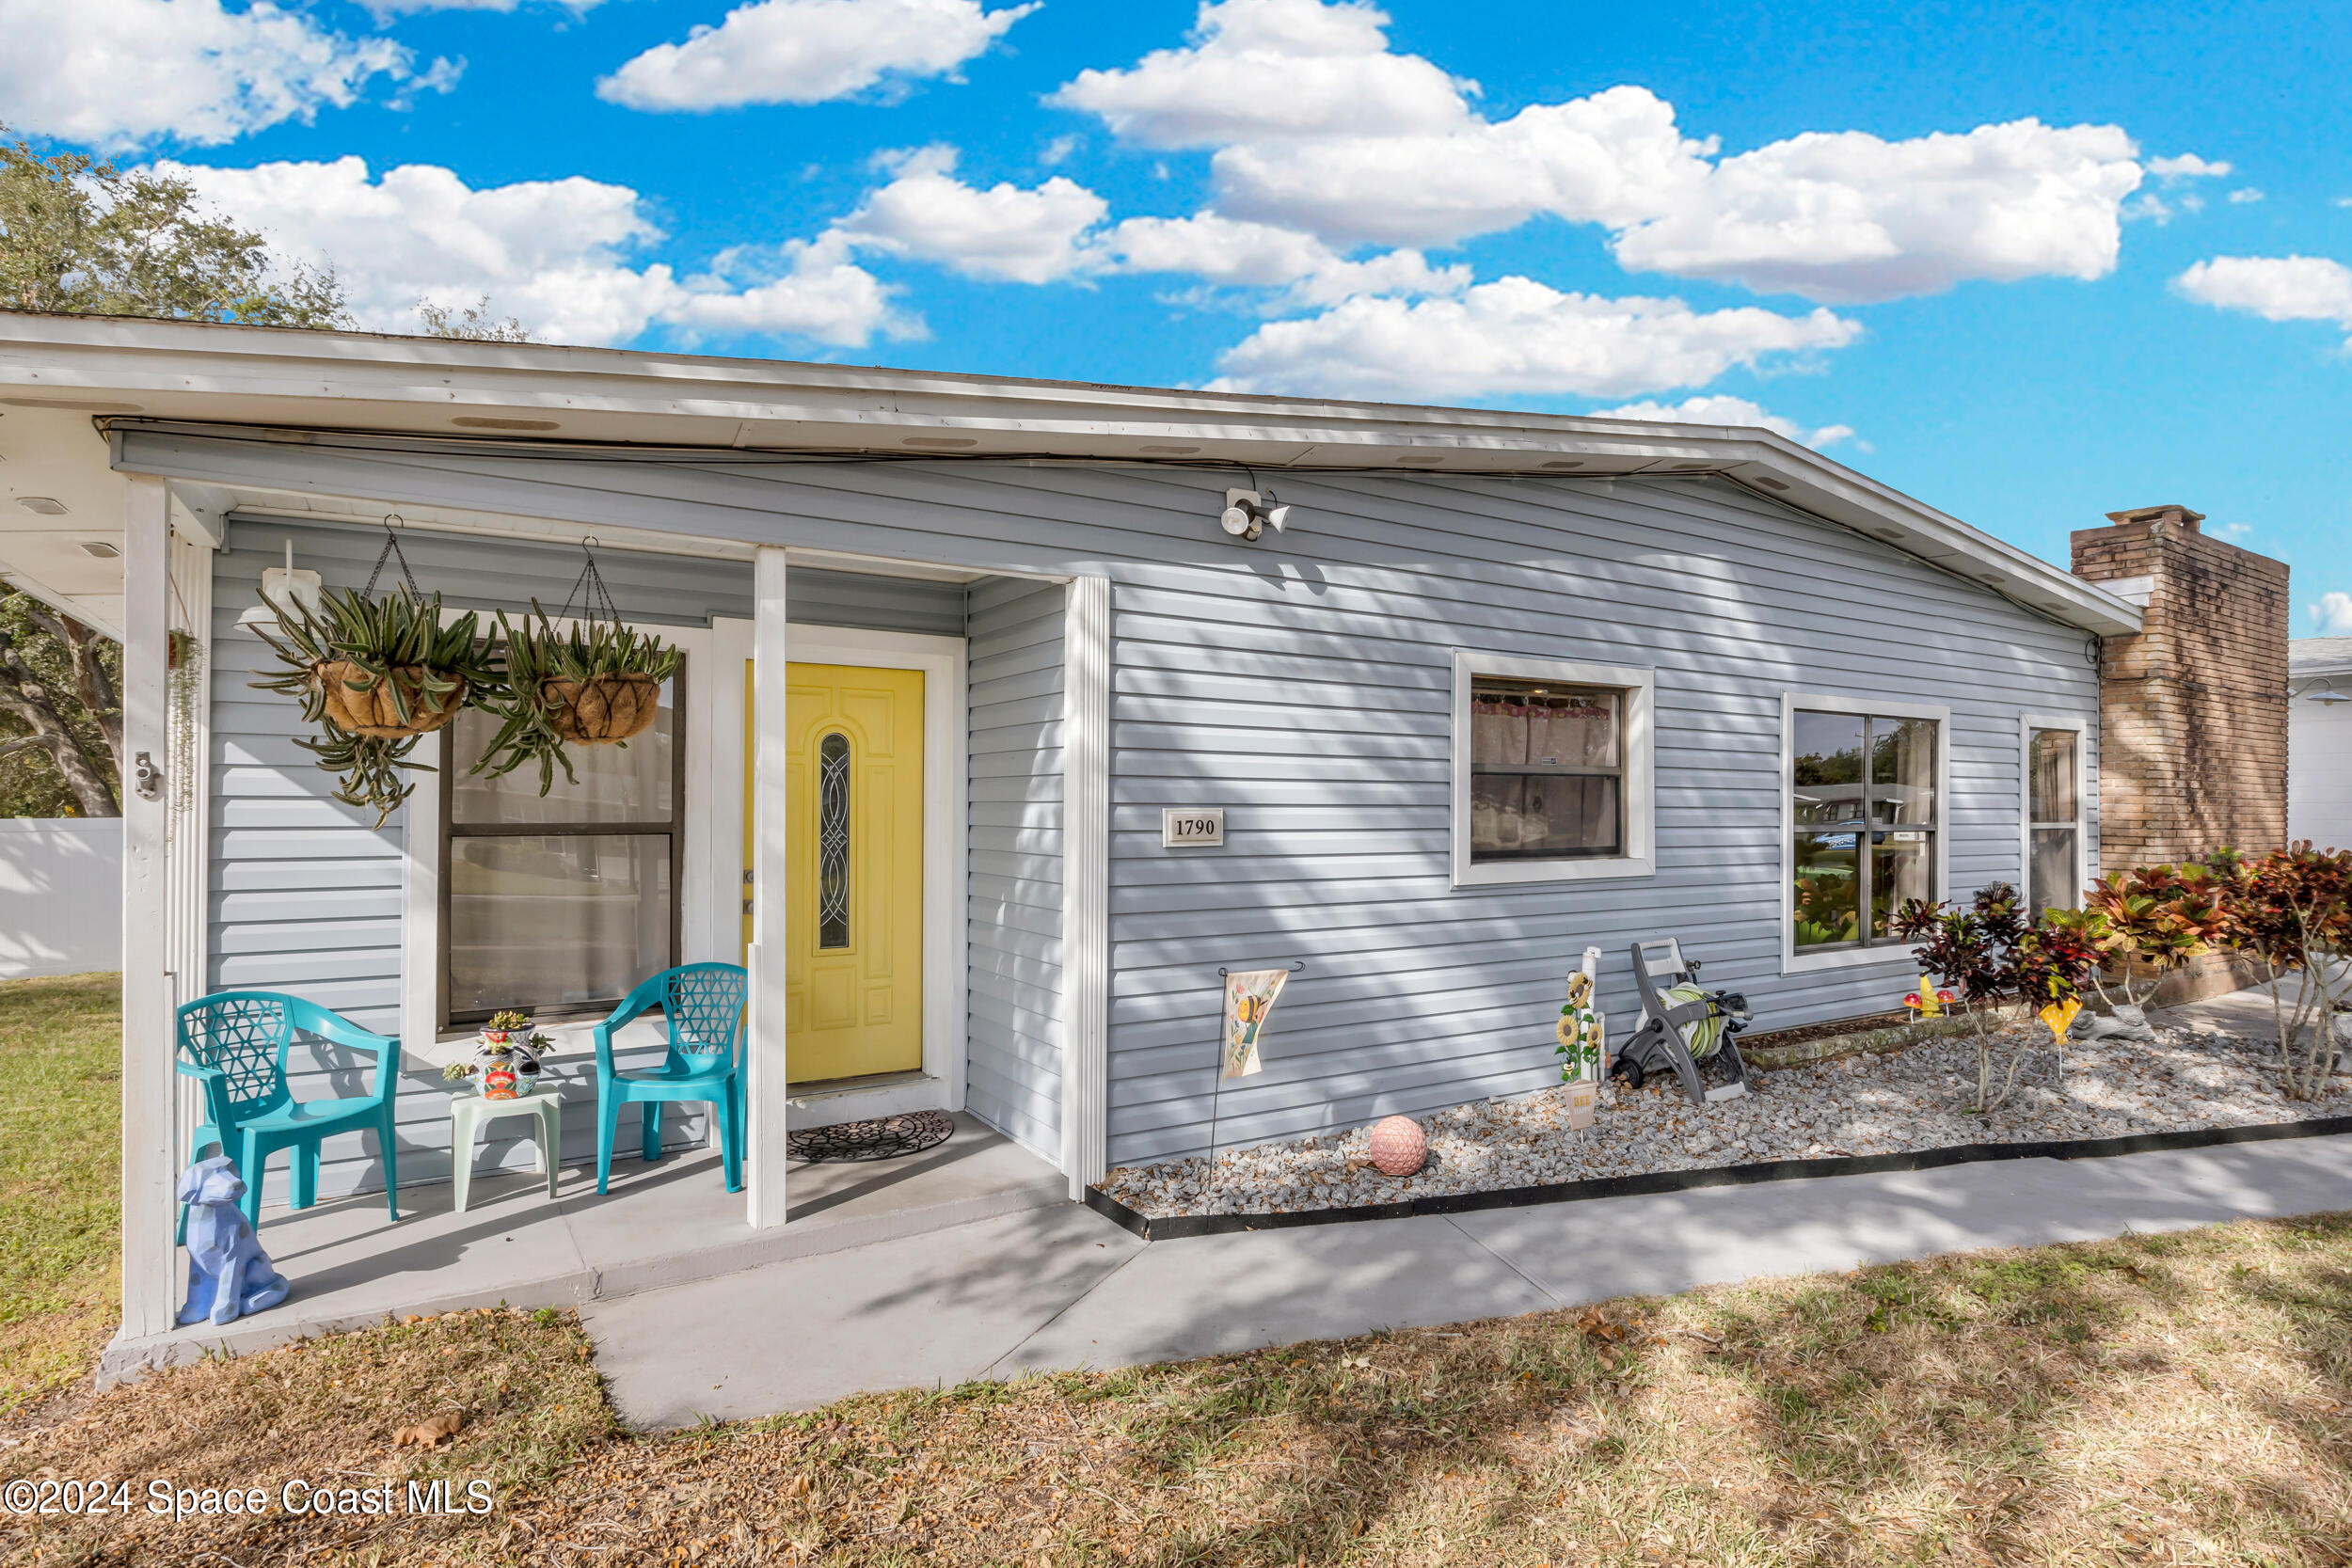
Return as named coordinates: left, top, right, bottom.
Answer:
left=583, top=1128, right=2352, bottom=1429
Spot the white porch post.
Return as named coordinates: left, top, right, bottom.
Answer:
left=165, top=528, right=214, bottom=1168
left=746, top=546, right=792, bottom=1227
left=119, top=474, right=177, bottom=1340
left=1058, top=576, right=1111, bottom=1200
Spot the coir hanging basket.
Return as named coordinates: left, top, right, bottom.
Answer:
left=314, top=660, right=469, bottom=738
left=541, top=672, right=661, bottom=744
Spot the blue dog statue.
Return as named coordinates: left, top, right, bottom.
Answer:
left=177, top=1156, right=290, bottom=1326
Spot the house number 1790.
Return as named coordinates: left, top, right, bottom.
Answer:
left=1161, top=808, right=1225, bottom=847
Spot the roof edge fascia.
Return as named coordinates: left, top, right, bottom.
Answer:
left=2, top=312, right=2140, bottom=638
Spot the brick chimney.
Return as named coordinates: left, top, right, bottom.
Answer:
left=2071, top=505, right=2288, bottom=869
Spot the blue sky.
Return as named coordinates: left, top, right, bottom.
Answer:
left=7, top=0, right=2348, bottom=631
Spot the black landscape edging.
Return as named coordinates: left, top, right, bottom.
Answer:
left=1083, top=1113, right=2352, bottom=1243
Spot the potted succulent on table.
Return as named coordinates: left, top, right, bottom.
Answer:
left=252, top=583, right=498, bottom=826
left=470, top=601, right=681, bottom=793
left=441, top=1011, right=553, bottom=1100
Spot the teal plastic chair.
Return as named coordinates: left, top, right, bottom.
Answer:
left=593, top=964, right=747, bottom=1195
left=176, top=991, right=403, bottom=1235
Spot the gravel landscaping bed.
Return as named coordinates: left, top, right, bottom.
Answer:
left=1097, top=1022, right=2352, bottom=1219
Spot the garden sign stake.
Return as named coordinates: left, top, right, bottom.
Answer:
left=1206, top=960, right=1303, bottom=1198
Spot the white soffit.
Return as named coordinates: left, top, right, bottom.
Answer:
left=0, top=310, right=2141, bottom=638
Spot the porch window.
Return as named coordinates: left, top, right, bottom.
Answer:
left=1789, top=707, right=1940, bottom=952
left=2027, top=725, right=2082, bottom=915
left=1451, top=653, right=1655, bottom=885
left=440, top=668, right=685, bottom=1024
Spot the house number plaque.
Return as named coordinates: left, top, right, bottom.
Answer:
left=1161, top=807, right=1225, bottom=847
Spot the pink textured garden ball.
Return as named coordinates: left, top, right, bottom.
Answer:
left=1366, top=1116, right=1427, bottom=1178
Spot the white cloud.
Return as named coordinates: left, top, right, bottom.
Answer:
left=167, top=156, right=914, bottom=346
left=2312, top=593, right=2352, bottom=634
left=2148, top=153, right=2231, bottom=181
left=2124, top=193, right=2175, bottom=225
left=2213, top=520, right=2253, bottom=541
left=2175, top=254, right=2352, bottom=338
left=1207, top=277, right=1859, bottom=401
left=821, top=152, right=1468, bottom=302
left=836, top=146, right=1105, bottom=283
left=2228, top=187, right=2265, bottom=204
left=0, top=0, right=443, bottom=150
left=598, top=0, right=1035, bottom=111
left=1053, top=0, right=2168, bottom=303
left=1586, top=394, right=1854, bottom=451
left=1049, top=0, right=1467, bottom=149
left=1100, top=212, right=1467, bottom=306
left=1609, top=119, right=2144, bottom=304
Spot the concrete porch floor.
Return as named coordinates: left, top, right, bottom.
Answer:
left=99, top=1112, right=1064, bottom=1384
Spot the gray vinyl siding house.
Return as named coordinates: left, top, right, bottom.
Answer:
left=0, top=315, right=2142, bottom=1318
left=167, top=432, right=2105, bottom=1187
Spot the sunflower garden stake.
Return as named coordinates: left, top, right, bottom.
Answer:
left=250, top=517, right=499, bottom=826
left=470, top=539, right=682, bottom=794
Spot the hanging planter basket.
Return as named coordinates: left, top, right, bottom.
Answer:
left=250, top=517, right=501, bottom=826
left=470, top=538, right=681, bottom=794
left=315, top=660, right=470, bottom=737
left=541, top=672, right=662, bottom=744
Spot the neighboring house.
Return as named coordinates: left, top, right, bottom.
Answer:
left=0, top=311, right=2144, bottom=1345
left=2290, top=637, right=2352, bottom=852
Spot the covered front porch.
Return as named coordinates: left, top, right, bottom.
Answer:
left=99, top=1115, right=1065, bottom=1381
left=102, top=454, right=1112, bottom=1354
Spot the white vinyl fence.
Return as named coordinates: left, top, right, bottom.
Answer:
left=0, top=818, right=121, bottom=980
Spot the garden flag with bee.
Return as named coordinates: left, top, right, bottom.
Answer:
left=1221, top=968, right=1292, bottom=1080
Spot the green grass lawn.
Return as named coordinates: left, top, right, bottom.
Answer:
left=0, top=972, right=120, bottom=1411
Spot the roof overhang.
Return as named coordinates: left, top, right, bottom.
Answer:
left=0, top=309, right=2142, bottom=640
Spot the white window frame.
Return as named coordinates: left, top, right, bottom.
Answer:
left=1451, top=650, right=1655, bottom=887
left=1778, top=690, right=1952, bottom=975
left=402, top=617, right=720, bottom=1058
left=2020, top=714, right=2091, bottom=915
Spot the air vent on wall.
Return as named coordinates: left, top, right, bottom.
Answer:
left=453, top=417, right=559, bottom=431
left=902, top=436, right=977, bottom=449
left=1541, top=459, right=1584, bottom=469
left=1138, top=444, right=1200, bottom=455
left=15, top=497, right=67, bottom=515
left=78, top=540, right=118, bottom=558
left=1751, top=475, right=1790, bottom=491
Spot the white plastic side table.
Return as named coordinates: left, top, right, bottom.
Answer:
left=450, top=1086, right=564, bottom=1213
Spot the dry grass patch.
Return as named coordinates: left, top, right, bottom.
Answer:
left=7, top=1213, right=2351, bottom=1565
left=0, top=973, right=119, bottom=1412
left=3, top=1305, right=612, bottom=1564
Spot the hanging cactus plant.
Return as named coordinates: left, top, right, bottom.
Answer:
left=251, top=584, right=501, bottom=826
left=469, top=600, right=681, bottom=795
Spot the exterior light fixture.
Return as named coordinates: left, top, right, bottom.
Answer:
left=2308, top=679, right=2351, bottom=705
left=236, top=539, right=324, bottom=634
left=1218, top=487, right=1290, bottom=542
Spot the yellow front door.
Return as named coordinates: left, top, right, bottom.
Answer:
left=743, top=661, right=926, bottom=1085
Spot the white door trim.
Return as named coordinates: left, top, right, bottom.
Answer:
left=716, top=619, right=970, bottom=1130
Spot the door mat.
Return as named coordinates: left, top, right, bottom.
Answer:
left=1083, top=1113, right=2352, bottom=1242
left=787, top=1110, right=954, bottom=1164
